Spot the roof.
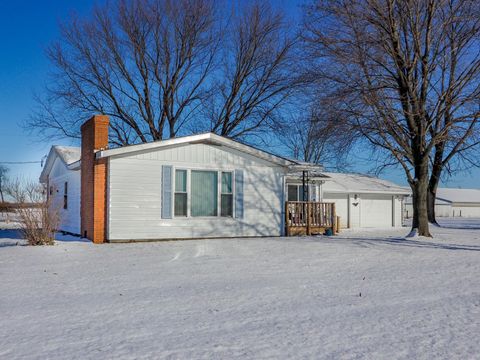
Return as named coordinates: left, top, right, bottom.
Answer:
left=436, top=188, right=480, bottom=204
left=40, top=133, right=302, bottom=183
left=321, top=172, right=410, bottom=195
left=55, top=146, right=81, bottom=164
left=39, top=146, right=81, bottom=183
left=287, top=163, right=330, bottom=180
left=96, top=132, right=295, bottom=167
left=404, top=196, right=452, bottom=205
left=39, top=135, right=407, bottom=197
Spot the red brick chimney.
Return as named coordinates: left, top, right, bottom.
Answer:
left=80, top=115, right=109, bottom=243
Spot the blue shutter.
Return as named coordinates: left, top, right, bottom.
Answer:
left=161, top=165, right=173, bottom=219
left=235, top=169, right=244, bottom=219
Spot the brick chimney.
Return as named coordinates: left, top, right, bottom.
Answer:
left=80, top=115, right=109, bottom=243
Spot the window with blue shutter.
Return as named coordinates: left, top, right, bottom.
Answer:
left=161, top=165, right=173, bottom=219
left=234, top=169, right=244, bottom=219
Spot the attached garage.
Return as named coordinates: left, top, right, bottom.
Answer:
left=321, top=172, right=409, bottom=229
left=360, top=194, right=394, bottom=228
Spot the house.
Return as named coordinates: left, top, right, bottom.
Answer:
left=404, top=188, right=480, bottom=218
left=40, top=115, right=409, bottom=243
left=285, top=170, right=409, bottom=229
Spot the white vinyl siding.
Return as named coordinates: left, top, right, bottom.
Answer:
left=322, top=193, right=349, bottom=229
left=108, top=143, right=285, bottom=240
left=48, top=157, right=81, bottom=234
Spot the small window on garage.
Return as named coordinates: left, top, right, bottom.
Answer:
left=63, top=182, right=68, bottom=209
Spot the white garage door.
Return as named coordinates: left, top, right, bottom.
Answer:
left=360, top=194, right=393, bottom=227
left=323, top=193, right=349, bottom=229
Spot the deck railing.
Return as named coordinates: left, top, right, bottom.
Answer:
left=285, top=201, right=336, bottom=236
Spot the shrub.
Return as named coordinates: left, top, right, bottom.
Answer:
left=7, top=179, right=59, bottom=245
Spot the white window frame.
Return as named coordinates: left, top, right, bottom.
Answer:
left=174, top=168, right=188, bottom=217
left=172, top=167, right=236, bottom=219
left=220, top=171, right=234, bottom=217
left=287, top=183, right=316, bottom=202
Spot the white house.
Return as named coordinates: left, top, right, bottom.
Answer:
left=40, top=146, right=82, bottom=235
left=40, top=115, right=409, bottom=243
left=405, top=188, right=480, bottom=218
left=285, top=170, right=409, bottom=229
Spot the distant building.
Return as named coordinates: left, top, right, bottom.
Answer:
left=404, top=188, right=480, bottom=218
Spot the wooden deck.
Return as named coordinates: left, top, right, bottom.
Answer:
left=285, top=201, right=337, bottom=236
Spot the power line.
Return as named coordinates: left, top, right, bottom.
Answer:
left=0, top=161, right=42, bottom=165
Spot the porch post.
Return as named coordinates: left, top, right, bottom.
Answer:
left=306, top=202, right=311, bottom=235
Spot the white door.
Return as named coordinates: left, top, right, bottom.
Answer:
left=322, top=193, right=349, bottom=229
left=360, top=194, right=393, bottom=227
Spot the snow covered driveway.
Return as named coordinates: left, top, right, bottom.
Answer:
left=1, top=219, right=479, bottom=359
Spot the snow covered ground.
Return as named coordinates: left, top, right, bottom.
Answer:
left=0, top=218, right=479, bottom=359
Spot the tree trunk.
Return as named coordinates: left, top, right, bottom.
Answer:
left=427, top=145, right=444, bottom=225
left=427, top=189, right=437, bottom=225
left=411, top=161, right=431, bottom=237
left=427, top=171, right=440, bottom=225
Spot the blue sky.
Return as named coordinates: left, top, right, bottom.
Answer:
left=0, top=0, right=478, bottom=189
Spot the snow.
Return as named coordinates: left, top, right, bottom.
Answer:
left=54, top=145, right=81, bottom=165
left=1, top=218, right=479, bottom=359
left=322, top=172, right=410, bottom=195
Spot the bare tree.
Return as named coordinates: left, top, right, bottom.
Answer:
left=202, top=2, right=298, bottom=138
left=280, top=107, right=353, bottom=169
left=30, top=0, right=218, bottom=146
left=30, top=0, right=301, bottom=145
left=303, top=0, right=480, bottom=236
left=0, top=165, right=8, bottom=203
left=425, top=0, right=480, bottom=223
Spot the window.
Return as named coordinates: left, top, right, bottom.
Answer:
left=63, top=182, right=68, bottom=209
left=191, top=171, right=218, bottom=217
left=174, top=170, right=187, bottom=216
left=221, top=172, right=233, bottom=217
left=287, top=184, right=314, bottom=201
left=287, top=185, right=299, bottom=201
